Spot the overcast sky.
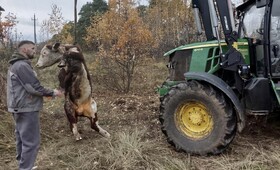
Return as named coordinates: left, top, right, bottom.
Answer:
left=1, top=0, right=242, bottom=42
left=1, top=0, right=148, bottom=42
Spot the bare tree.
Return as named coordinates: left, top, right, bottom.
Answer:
left=1, top=12, right=18, bottom=47
left=40, top=4, right=65, bottom=40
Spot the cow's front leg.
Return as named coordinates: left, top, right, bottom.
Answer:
left=65, top=96, right=82, bottom=140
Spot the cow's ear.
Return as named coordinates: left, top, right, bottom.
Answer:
left=53, top=42, right=60, bottom=50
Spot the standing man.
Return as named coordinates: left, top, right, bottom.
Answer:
left=6, top=40, right=63, bottom=170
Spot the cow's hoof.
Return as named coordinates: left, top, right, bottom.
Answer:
left=101, top=131, right=110, bottom=138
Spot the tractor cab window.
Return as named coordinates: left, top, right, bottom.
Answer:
left=242, top=5, right=265, bottom=40
left=270, top=0, right=280, bottom=76
left=242, top=4, right=265, bottom=75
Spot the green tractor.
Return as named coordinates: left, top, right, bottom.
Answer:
left=158, top=0, right=280, bottom=155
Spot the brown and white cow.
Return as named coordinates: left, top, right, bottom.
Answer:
left=36, top=43, right=110, bottom=140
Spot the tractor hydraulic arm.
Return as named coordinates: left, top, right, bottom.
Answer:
left=193, top=0, right=245, bottom=71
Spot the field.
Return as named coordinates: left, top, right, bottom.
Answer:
left=1, top=55, right=280, bottom=170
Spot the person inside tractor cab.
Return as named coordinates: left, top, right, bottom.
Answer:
left=241, top=1, right=280, bottom=76
left=241, top=4, right=265, bottom=74
left=242, top=5, right=264, bottom=40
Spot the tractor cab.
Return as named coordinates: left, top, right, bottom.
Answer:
left=238, top=0, right=280, bottom=78
left=269, top=1, right=280, bottom=76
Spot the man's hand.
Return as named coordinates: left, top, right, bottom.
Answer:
left=53, top=89, right=64, bottom=97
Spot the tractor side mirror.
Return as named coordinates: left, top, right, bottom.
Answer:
left=273, top=44, right=280, bottom=57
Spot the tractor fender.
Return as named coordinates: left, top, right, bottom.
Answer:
left=184, top=72, right=246, bottom=132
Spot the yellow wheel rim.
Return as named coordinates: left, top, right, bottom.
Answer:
left=175, top=101, right=213, bottom=140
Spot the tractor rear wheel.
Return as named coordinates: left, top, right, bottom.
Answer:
left=159, top=81, right=237, bottom=155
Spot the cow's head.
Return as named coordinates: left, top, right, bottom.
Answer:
left=36, top=42, right=63, bottom=69
left=36, top=43, right=81, bottom=69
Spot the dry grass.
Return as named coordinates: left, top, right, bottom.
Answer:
left=1, top=53, right=280, bottom=170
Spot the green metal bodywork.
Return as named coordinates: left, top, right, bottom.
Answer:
left=159, top=39, right=250, bottom=97
left=164, top=39, right=250, bottom=71
left=158, top=81, right=185, bottom=97
left=158, top=38, right=280, bottom=108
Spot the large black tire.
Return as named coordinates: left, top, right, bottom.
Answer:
left=159, top=81, right=237, bottom=155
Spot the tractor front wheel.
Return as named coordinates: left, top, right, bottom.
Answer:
left=159, top=81, right=237, bottom=155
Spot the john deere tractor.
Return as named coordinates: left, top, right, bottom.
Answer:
left=158, top=0, right=280, bottom=155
